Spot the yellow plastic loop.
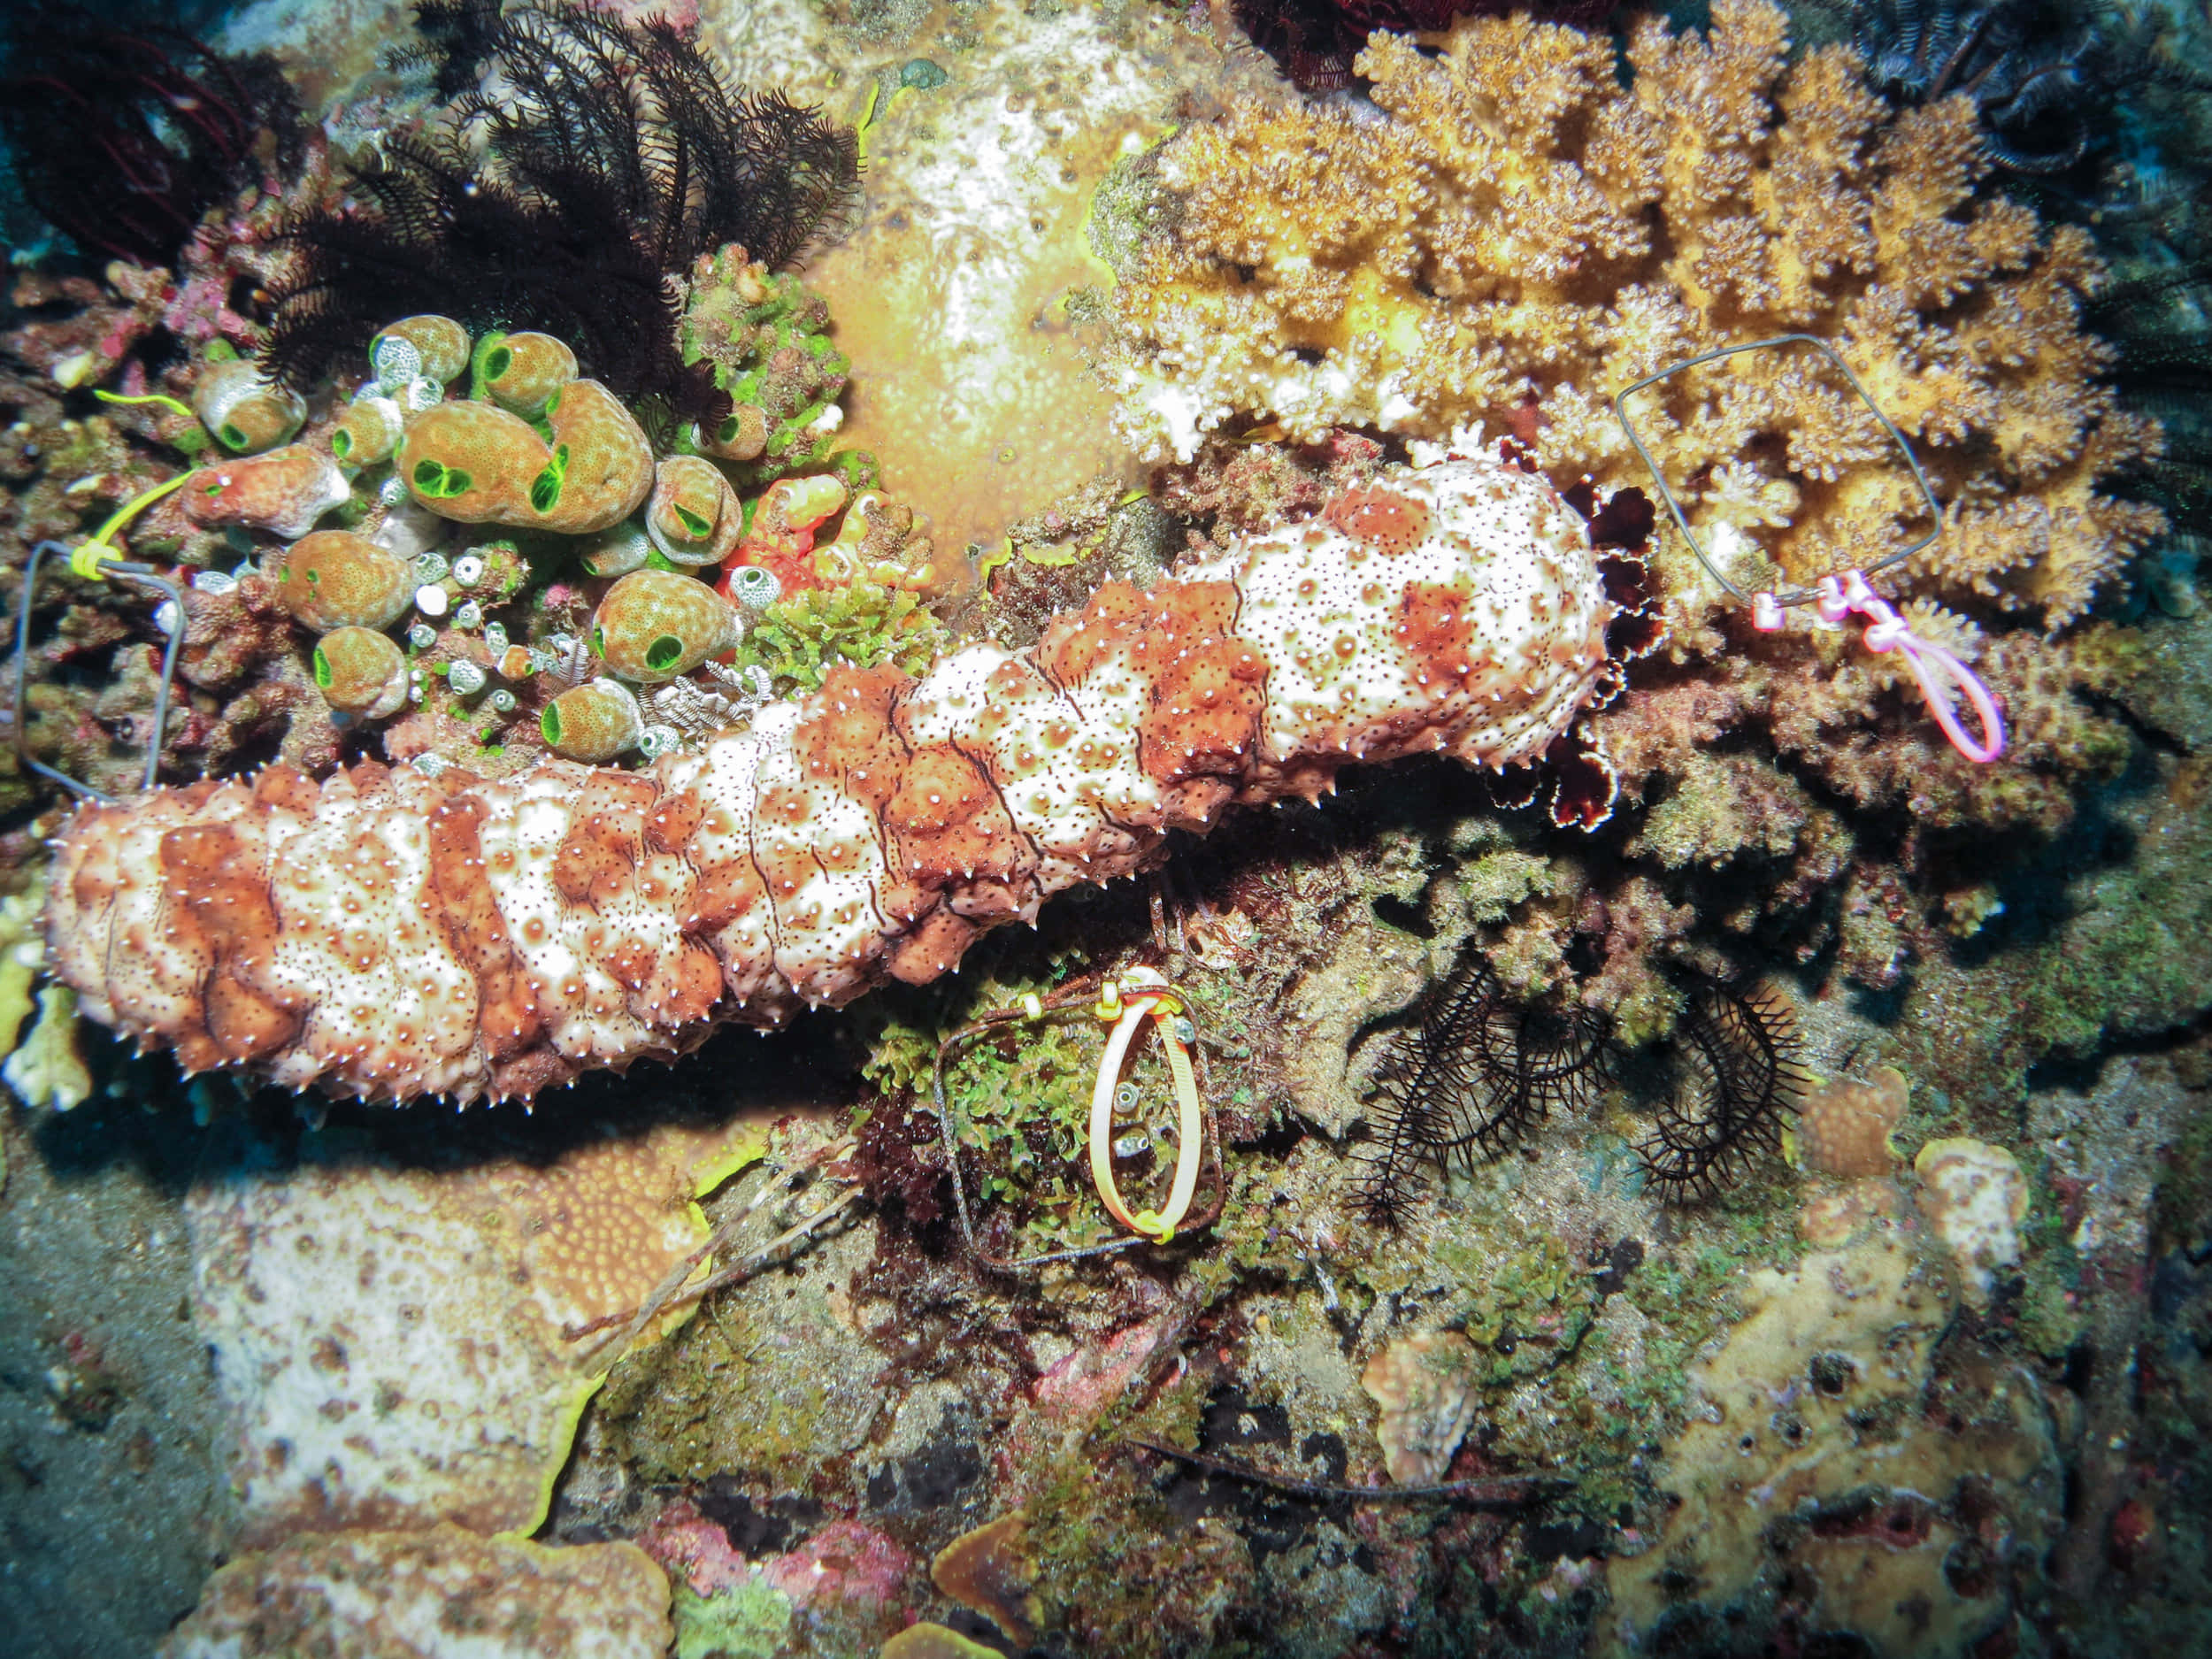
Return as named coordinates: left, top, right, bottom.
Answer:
left=1019, top=992, right=1043, bottom=1021
left=1086, top=990, right=1205, bottom=1245
left=69, top=541, right=124, bottom=580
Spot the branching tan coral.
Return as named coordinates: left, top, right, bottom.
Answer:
left=1110, top=0, right=2159, bottom=630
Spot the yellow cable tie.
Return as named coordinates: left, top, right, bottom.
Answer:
left=81, top=471, right=194, bottom=566
left=1019, top=991, right=1043, bottom=1021
left=68, top=541, right=124, bottom=580
left=1085, top=989, right=1206, bottom=1245
left=94, top=389, right=196, bottom=423
left=1093, top=979, right=1124, bottom=1022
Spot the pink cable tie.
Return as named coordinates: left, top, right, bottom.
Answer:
left=1749, top=572, right=2005, bottom=763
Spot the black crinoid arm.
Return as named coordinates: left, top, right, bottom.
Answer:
left=262, top=1, right=858, bottom=423
left=1631, top=979, right=1809, bottom=1204
left=0, top=7, right=304, bottom=264
left=1353, top=956, right=1610, bottom=1226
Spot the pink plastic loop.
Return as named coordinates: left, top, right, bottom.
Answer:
left=1815, top=571, right=2006, bottom=763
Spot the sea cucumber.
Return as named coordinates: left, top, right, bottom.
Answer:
left=44, top=450, right=1643, bottom=1102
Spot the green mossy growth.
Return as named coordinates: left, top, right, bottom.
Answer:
left=733, top=581, right=950, bottom=695
left=670, top=1580, right=792, bottom=1659
left=680, top=250, right=851, bottom=485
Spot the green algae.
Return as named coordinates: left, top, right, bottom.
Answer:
left=671, top=1579, right=794, bottom=1659
left=732, top=581, right=951, bottom=695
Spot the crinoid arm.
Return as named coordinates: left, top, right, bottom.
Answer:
left=1352, top=954, right=1612, bottom=1223
left=1632, top=979, right=1809, bottom=1202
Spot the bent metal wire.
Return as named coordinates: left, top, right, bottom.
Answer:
left=1612, top=332, right=1944, bottom=605
left=1612, top=333, right=2003, bottom=764
left=9, top=472, right=194, bottom=802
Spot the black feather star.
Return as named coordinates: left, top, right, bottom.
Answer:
left=1632, top=980, right=1809, bottom=1202
left=262, top=2, right=858, bottom=426
left=1355, top=964, right=1802, bottom=1220
left=1832, top=0, right=2191, bottom=178
left=0, top=12, right=303, bottom=264
left=1355, top=958, right=1610, bottom=1224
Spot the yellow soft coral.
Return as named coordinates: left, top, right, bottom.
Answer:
left=1110, top=0, right=2159, bottom=630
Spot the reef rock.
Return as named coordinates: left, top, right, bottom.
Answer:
left=158, top=1524, right=672, bottom=1659
left=185, top=1115, right=760, bottom=1541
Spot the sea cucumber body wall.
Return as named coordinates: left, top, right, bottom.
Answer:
left=45, top=452, right=1624, bottom=1102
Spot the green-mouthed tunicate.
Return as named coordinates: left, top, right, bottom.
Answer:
left=580, top=522, right=653, bottom=579
left=193, top=357, right=306, bottom=456
left=480, top=331, right=580, bottom=417
left=541, top=677, right=644, bottom=763
left=644, top=454, right=742, bottom=567
left=312, top=626, right=409, bottom=718
left=274, top=532, right=416, bottom=632
left=372, top=315, right=472, bottom=386
left=331, top=395, right=405, bottom=466
left=589, top=568, right=741, bottom=684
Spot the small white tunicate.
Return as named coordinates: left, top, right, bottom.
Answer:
left=414, top=583, right=449, bottom=618
left=191, top=570, right=236, bottom=595
left=452, top=553, right=485, bottom=585
left=413, top=550, right=450, bottom=584
left=399, top=376, right=443, bottom=413
left=482, top=621, right=510, bottom=655
left=371, top=334, right=421, bottom=389
left=454, top=600, right=483, bottom=630
left=379, top=474, right=410, bottom=508
left=447, top=660, right=488, bottom=695
left=152, top=599, right=181, bottom=636
left=410, top=752, right=451, bottom=778
left=488, top=688, right=517, bottom=713
left=408, top=623, right=438, bottom=650
left=726, top=565, right=780, bottom=612
left=1111, top=1133, right=1150, bottom=1160
left=636, top=723, right=682, bottom=758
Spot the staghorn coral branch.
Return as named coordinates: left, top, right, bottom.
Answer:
left=43, top=451, right=1647, bottom=1105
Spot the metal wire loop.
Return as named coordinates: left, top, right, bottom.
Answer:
left=10, top=539, right=184, bottom=802
left=1611, top=333, right=1944, bottom=610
